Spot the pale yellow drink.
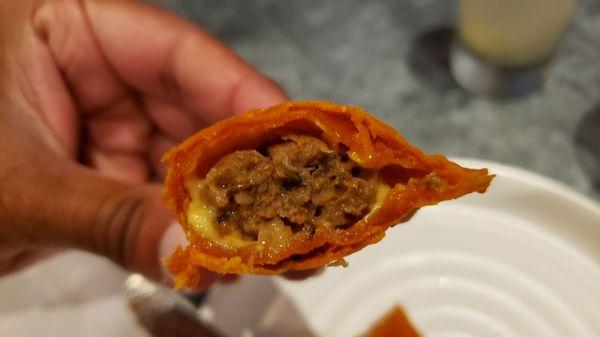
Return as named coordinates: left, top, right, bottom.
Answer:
left=459, top=0, right=577, bottom=68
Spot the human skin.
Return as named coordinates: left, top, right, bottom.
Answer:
left=0, top=0, right=288, bottom=289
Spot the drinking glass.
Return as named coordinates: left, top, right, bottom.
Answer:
left=451, top=0, right=577, bottom=98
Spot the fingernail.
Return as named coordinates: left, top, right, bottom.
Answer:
left=158, top=223, right=188, bottom=285
left=158, top=223, right=220, bottom=293
left=159, top=222, right=188, bottom=259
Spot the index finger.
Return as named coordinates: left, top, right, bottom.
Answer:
left=85, top=0, right=287, bottom=122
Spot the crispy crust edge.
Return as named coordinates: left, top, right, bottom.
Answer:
left=162, top=101, right=494, bottom=288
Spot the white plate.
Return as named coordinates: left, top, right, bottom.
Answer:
left=1, top=159, right=599, bottom=337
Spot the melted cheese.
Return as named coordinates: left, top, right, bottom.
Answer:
left=185, top=179, right=251, bottom=249
left=365, top=183, right=391, bottom=219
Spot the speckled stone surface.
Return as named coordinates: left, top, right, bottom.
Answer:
left=157, top=0, right=600, bottom=200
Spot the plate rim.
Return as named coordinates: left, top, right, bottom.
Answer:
left=452, top=157, right=600, bottom=215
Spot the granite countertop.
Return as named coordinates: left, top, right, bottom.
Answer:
left=159, top=0, right=600, bottom=200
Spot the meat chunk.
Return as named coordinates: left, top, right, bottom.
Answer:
left=199, top=135, right=377, bottom=240
left=203, top=150, right=272, bottom=208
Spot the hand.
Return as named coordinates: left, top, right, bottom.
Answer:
left=0, top=0, right=286, bottom=290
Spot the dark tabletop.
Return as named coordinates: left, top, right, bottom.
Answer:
left=157, top=0, right=600, bottom=200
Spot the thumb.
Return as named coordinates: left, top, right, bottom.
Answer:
left=4, top=161, right=183, bottom=282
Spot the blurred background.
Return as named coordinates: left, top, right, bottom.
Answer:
left=155, top=0, right=600, bottom=199
left=2, top=2, right=599, bottom=336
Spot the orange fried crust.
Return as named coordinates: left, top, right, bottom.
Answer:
left=163, top=101, right=493, bottom=288
left=364, top=306, right=420, bottom=337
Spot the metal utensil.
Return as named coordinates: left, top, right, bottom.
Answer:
left=198, top=277, right=318, bottom=337
left=124, top=274, right=223, bottom=337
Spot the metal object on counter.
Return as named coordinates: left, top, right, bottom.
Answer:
left=575, top=103, right=600, bottom=192
left=450, top=39, right=547, bottom=98
left=124, top=274, right=223, bottom=337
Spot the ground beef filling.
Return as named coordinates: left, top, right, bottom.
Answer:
left=199, top=135, right=377, bottom=241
